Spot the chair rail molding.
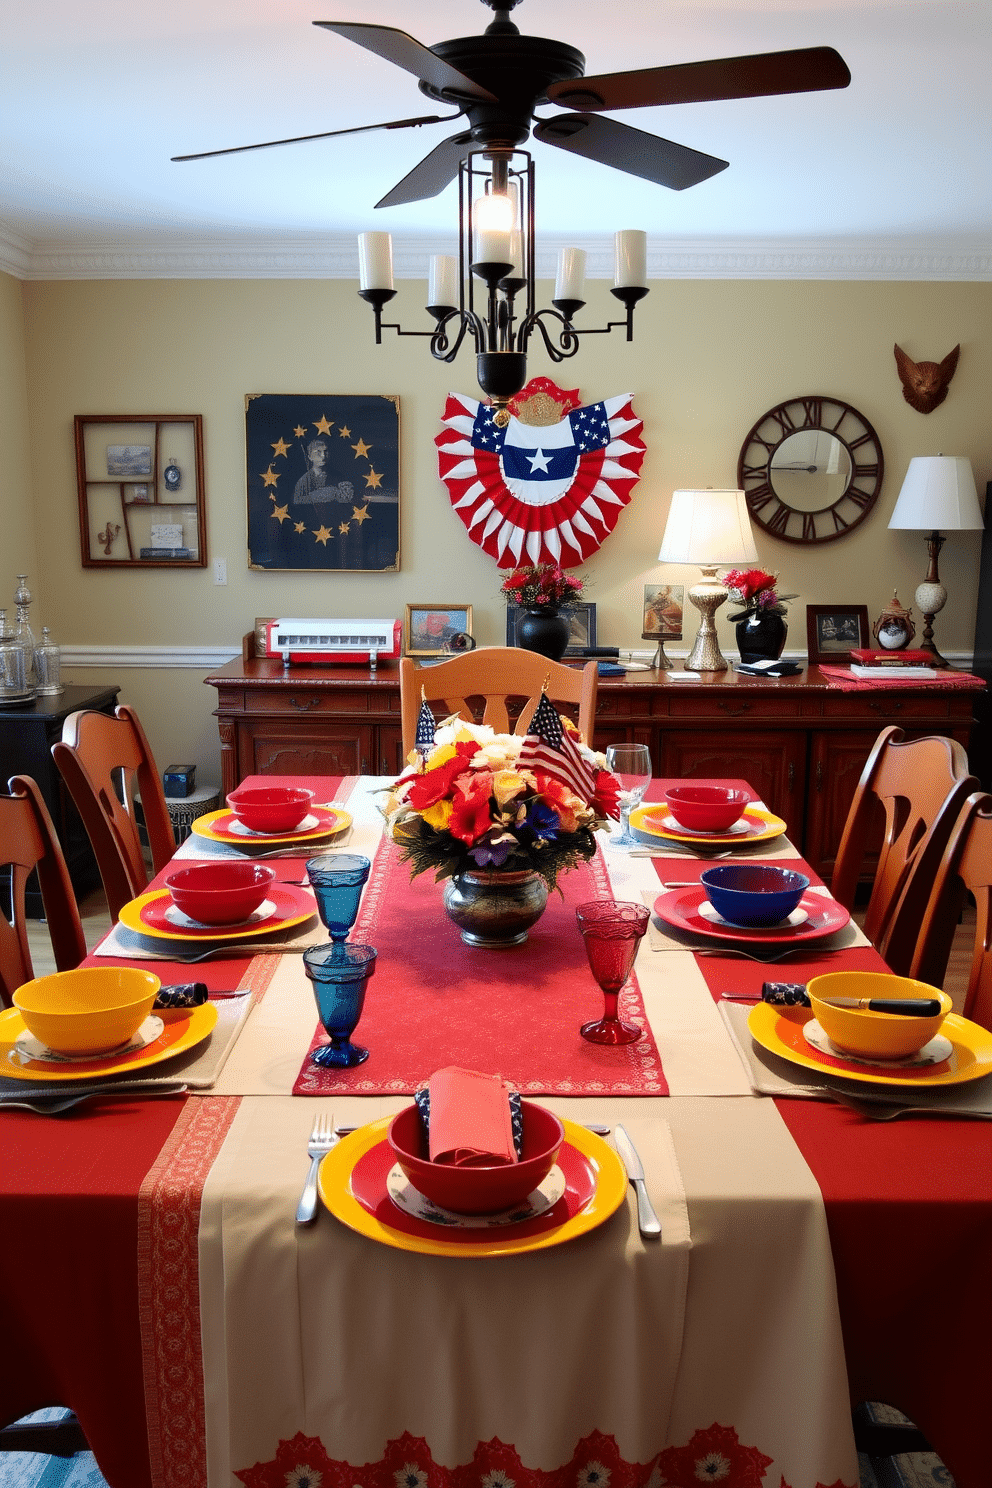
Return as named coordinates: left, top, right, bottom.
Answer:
left=62, top=644, right=241, bottom=669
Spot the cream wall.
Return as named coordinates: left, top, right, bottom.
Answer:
left=10, top=274, right=992, bottom=777
left=0, top=272, right=37, bottom=601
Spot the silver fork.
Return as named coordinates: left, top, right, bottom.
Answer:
left=296, top=1111, right=339, bottom=1225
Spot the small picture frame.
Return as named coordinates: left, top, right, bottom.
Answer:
left=405, top=604, right=473, bottom=657
left=505, top=602, right=597, bottom=655
left=642, top=584, right=684, bottom=640
left=74, top=414, right=206, bottom=567
left=806, top=604, right=870, bottom=664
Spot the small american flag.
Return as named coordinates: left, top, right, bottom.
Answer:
left=415, top=689, right=437, bottom=754
left=518, top=691, right=596, bottom=802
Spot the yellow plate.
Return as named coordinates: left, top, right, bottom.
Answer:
left=0, top=1002, right=217, bottom=1082
left=631, top=801, right=787, bottom=847
left=118, top=883, right=316, bottom=942
left=190, top=803, right=351, bottom=846
left=747, top=1001, right=992, bottom=1087
left=317, top=1116, right=628, bottom=1258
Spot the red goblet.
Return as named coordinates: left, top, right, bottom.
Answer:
left=575, top=900, right=650, bottom=1045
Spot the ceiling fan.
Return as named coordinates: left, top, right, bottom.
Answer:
left=173, top=0, right=851, bottom=204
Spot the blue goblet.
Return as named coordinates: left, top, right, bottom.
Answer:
left=303, top=943, right=377, bottom=1068
left=306, top=853, right=371, bottom=943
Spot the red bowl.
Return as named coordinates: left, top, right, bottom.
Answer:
left=165, top=861, right=277, bottom=925
left=664, top=785, right=750, bottom=833
left=387, top=1100, right=565, bottom=1215
left=226, top=785, right=315, bottom=834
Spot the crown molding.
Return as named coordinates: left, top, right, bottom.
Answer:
left=5, top=231, right=992, bottom=282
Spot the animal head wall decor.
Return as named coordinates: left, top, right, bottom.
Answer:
left=893, top=343, right=960, bottom=414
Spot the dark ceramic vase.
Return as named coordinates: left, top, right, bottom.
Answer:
left=442, top=868, right=549, bottom=948
left=515, top=606, right=571, bottom=662
left=736, top=609, right=788, bottom=663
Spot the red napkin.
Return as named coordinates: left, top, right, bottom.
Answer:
left=427, top=1066, right=517, bottom=1167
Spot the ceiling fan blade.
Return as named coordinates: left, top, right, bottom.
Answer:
left=547, top=46, right=851, bottom=111
left=315, top=22, right=497, bottom=102
left=172, top=113, right=460, bottom=163
left=376, top=132, right=475, bottom=208
left=534, top=113, right=727, bottom=192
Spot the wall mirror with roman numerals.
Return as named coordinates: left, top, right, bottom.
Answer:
left=737, top=395, right=884, bottom=545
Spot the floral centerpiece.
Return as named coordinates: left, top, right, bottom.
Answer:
left=724, top=568, right=796, bottom=620
left=500, top=563, right=585, bottom=612
left=382, top=704, right=621, bottom=945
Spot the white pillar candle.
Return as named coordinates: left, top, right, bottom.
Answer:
left=614, top=230, right=647, bottom=289
left=357, top=232, right=393, bottom=292
left=555, top=246, right=586, bottom=301
left=473, top=190, right=514, bottom=266
left=428, top=254, right=458, bottom=308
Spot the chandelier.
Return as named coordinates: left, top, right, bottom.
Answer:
left=356, top=147, right=648, bottom=426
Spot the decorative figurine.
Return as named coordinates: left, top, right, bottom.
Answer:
left=873, top=591, right=917, bottom=651
left=163, top=457, right=182, bottom=493
left=893, top=344, right=960, bottom=414
left=98, top=521, right=121, bottom=555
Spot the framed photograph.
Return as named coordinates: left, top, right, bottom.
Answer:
left=505, top=602, right=597, bottom=656
left=806, top=604, right=870, bottom=664
left=73, top=415, right=206, bottom=568
left=246, top=393, right=400, bottom=572
left=405, top=604, right=473, bottom=657
left=642, top=583, right=684, bottom=640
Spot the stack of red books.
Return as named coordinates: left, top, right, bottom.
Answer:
left=850, top=648, right=933, bottom=667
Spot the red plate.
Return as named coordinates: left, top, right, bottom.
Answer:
left=121, top=882, right=316, bottom=941
left=632, top=802, right=786, bottom=846
left=653, top=885, right=850, bottom=945
left=350, top=1136, right=600, bottom=1247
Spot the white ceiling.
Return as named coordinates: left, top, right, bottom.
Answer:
left=3, top=0, right=991, bottom=278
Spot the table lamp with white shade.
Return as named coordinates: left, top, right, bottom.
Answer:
left=887, top=455, right=984, bottom=668
left=658, top=488, right=759, bottom=672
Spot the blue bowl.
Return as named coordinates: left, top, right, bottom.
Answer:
left=699, top=864, right=810, bottom=927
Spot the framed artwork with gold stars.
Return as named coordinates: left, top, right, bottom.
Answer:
left=73, top=414, right=206, bottom=567
left=245, top=394, right=400, bottom=572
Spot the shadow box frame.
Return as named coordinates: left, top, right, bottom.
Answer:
left=806, top=604, right=870, bottom=664
left=74, top=414, right=207, bottom=568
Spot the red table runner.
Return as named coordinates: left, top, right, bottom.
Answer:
left=293, top=841, right=667, bottom=1096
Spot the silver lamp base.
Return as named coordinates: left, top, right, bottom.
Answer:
left=684, top=567, right=730, bottom=672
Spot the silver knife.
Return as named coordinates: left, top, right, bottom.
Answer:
left=613, top=1124, right=662, bottom=1240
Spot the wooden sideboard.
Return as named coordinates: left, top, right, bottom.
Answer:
left=203, top=652, right=980, bottom=880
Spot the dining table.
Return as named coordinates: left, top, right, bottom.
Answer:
left=1, top=772, right=990, bottom=1488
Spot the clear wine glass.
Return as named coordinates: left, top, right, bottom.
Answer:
left=606, top=743, right=652, bottom=848
left=575, top=900, right=650, bottom=1045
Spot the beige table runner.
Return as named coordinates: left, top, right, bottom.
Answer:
left=191, top=1092, right=856, bottom=1488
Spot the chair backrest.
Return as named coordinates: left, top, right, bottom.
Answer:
left=830, top=725, right=978, bottom=972
left=400, top=647, right=599, bottom=757
left=0, top=774, right=87, bottom=1006
left=901, top=790, right=992, bottom=1028
left=51, top=704, right=175, bottom=921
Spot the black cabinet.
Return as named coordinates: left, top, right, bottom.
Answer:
left=0, top=683, right=121, bottom=914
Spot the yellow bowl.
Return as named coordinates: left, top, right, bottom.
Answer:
left=13, top=967, right=161, bottom=1055
left=807, top=971, right=952, bottom=1061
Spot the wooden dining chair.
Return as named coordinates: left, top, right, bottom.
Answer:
left=897, top=790, right=992, bottom=1025
left=830, top=725, right=978, bottom=974
left=400, top=647, right=598, bottom=757
left=0, top=774, right=87, bottom=1008
left=51, top=704, right=176, bottom=921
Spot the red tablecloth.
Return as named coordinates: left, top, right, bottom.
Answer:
left=2, top=774, right=991, bottom=1488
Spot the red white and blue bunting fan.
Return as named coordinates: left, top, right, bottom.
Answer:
left=435, top=377, right=645, bottom=568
